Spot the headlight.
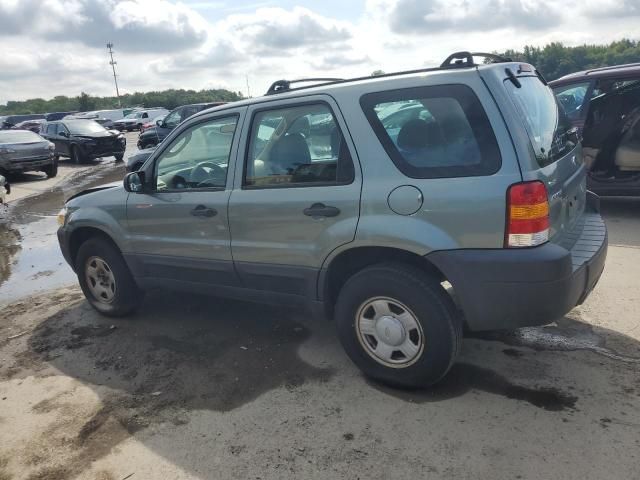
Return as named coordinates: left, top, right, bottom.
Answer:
left=48, top=142, right=55, bottom=151
left=57, top=207, right=68, bottom=226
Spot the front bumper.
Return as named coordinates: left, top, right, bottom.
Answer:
left=80, top=143, right=126, bottom=160
left=427, top=199, right=607, bottom=331
left=57, top=226, right=74, bottom=270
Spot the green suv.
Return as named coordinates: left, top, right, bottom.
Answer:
left=57, top=52, right=607, bottom=388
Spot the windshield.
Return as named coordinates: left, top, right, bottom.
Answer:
left=0, top=130, right=43, bottom=143
left=506, top=76, right=577, bottom=168
left=66, top=120, right=107, bottom=135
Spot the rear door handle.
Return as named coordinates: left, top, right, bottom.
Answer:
left=190, top=205, right=217, bottom=217
left=303, top=203, right=340, bottom=218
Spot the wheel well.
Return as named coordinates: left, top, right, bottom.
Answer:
left=68, top=227, right=120, bottom=269
left=323, top=247, right=448, bottom=314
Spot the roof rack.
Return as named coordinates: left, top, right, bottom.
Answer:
left=266, top=78, right=345, bottom=95
left=585, top=62, right=640, bottom=75
left=263, top=51, right=515, bottom=96
left=440, top=51, right=512, bottom=69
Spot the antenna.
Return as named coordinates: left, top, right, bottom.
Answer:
left=106, top=42, right=121, bottom=107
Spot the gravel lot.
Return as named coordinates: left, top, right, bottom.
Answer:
left=0, top=143, right=639, bottom=479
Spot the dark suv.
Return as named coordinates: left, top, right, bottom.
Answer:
left=41, top=120, right=126, bottom=164
left=137, top=102, right=226, bottom=149
left=551, top=63, right=640, bottom=196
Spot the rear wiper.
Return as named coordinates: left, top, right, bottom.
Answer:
left=505, top=68, right=521, bottom=88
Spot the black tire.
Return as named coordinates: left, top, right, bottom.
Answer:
left=42, top=158, right=58, bottom=178
left=335, top=263, right=462, bottom=388
left=71, top=145, right=84, bottom=165
left=114, top=154, right=124, bottom=162
left=76, top=237, right=142, bottom=317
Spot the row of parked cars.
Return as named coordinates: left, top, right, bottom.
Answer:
left=0, top=107, right=169, bottom=133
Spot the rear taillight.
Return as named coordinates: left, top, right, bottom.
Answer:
left=506, top=181, right=549, bottom=248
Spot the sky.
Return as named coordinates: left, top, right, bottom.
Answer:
left=0, top=0, right=639, bottom=104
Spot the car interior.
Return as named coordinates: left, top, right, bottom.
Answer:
left=246, top=105, right=352, bottom=186
left=585, top=79, right=640, bottom=178
left=156, top=120, right=236, bottom=190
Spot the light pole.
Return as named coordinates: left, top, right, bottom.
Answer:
left=107, top=42, right=121, bottom=107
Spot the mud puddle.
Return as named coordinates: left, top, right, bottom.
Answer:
left=0, top=162, right=126, bottom=305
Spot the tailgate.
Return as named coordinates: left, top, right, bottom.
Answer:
left=503, top=73, right=586, bottom=246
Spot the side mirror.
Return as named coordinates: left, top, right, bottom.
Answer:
left=59, top=131, right=69, bottom=137
left=124, top=171, right=145, bottom=193
left=156, top=119, right=164, bottom=127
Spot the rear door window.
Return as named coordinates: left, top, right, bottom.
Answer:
left=361, top=85, right=501, bottom=178
left=244, top=103, right=354, bottom=187
left=506, top=76, right=576, bottom=168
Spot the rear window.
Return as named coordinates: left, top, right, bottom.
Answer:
left=0, top=130, right=42, bottom=143
left=361, top=85, right=501, bottom=179
left=506, top=76, right=576, bottom=168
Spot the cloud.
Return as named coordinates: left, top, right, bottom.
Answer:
left=225, top=7, right=352, bottom=55
left=581, top=0, right=640, bottom=17
left=0, top=0, right=208, bottom=53
left=150, top=41, right=243, bottom=74
left=311, top=53, right=371, bottom=70
left=388, top=0, right=562, bottom=34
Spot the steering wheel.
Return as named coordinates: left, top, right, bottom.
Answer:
left=191, top=161, right=226, bottom=187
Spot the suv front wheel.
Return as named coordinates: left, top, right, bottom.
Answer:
left=76, top=237, right=142, bottom=316
left=335, top=263, right=461, bottom=388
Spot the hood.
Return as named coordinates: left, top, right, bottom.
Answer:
left=71, top=130, right=116, bottom=139
left=115, top=118, right=137, bottom=124
left=66, top=181, right=121, bottom=202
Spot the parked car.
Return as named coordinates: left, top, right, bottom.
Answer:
left=45, top=111, right=78, bottom=122
left=0, top=129, right=57, bottom=177
left=0, top=174, right=9, bottom=203
left=11, top=119, right=45, bottom=133
left=137, top=103, right=225, bottom=149
left=140, top=115, right=165, bottom=133
left=1, top=114, right=45, bottom=129
left=95, top=118, right=116, bottom=129
left=41, top=120, right=126, bottom=164
left=57, top=52, right=607, bottom=388
left=113, top=108, right=168, bottom=132
left=126, top=145, right=156, bottom=172
left=551, top=63, right=640, bottom=196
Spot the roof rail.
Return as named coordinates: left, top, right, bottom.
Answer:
left=262, top=51, right=515, bottom=97
left=440, top=51, right=512, bottom=68
left=266, top=78, right=345, bottom=95
left=585, top=62, right=640, bottom=75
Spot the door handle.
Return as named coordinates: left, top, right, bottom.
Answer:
left=190, top=205, right=217, bottom=217
left=303, top=203, right=340, bottom=218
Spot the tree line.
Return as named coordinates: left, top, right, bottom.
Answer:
left=497, top=39, right=640, bottom=81
left=0, top=88, right=244, bottom=115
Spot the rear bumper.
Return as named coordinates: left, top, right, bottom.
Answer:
left=427, top=197, right=607, bottom=331
left=0, top=156, right=53, bottom=172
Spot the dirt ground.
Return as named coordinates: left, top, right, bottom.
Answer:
left=0, top=157, right=639, bottom=479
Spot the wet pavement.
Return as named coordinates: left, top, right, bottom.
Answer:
left=0, top=142, right=131, bottom=305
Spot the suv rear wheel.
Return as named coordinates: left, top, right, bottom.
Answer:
left=335, top=263, right=461, bottom=388
left=76, top=237, right=142, bottom=317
